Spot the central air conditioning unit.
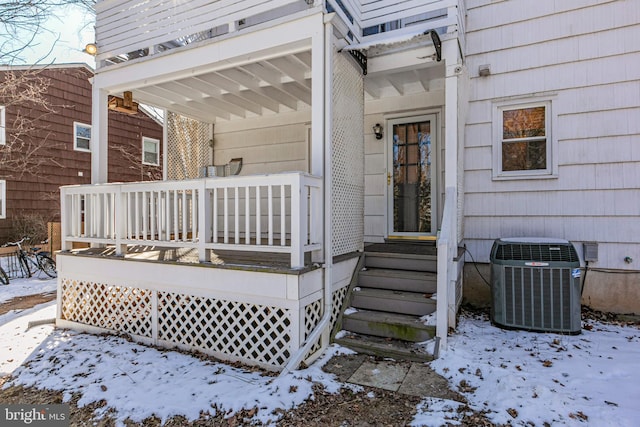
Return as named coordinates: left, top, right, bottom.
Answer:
left=490, top=238, right=582, bottom=334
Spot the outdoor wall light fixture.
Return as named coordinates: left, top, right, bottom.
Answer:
left=84, top=43, right=98, bottom=56
left=373, top=123, right=383, bottom=140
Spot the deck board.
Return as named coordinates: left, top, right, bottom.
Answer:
left=67, top=245, right=315, bottom=275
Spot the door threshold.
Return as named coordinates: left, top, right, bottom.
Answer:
left=386, top=235, right=437, bottom=242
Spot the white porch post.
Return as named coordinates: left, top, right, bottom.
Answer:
left=310, top=15, right=326, bottom=264
left=91, top=85, right=109, bottom=184
left=436, top=38, right=461, bottom=350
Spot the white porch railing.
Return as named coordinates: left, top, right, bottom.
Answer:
left=94, top=0, right=464, bottom=68
left=436, top=186, right=458, bottom=351
left=94, top=0, right=310, bottom=66
left=60, top=172, right=322, bottom=269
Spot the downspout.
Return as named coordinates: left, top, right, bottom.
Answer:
left=281, top=15, right=333, bottom=375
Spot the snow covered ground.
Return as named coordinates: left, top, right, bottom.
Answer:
left=0, top=276, right=57, bottom=304
left=1, top=280, right=638, bottom=426
left=427, top=314, right=640, bottom=426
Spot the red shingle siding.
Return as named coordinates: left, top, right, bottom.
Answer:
left=0, top=65, right=163, bottom=242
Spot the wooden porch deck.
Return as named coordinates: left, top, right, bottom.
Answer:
left=66, top=245, right=318, bottom=275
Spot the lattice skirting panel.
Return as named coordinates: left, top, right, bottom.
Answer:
left=157, top=292, right=292, bottom=367
left=60, top=279, right=153, bottom=338
left=302, top=281, right=351, bottom=365
left=59, top=277, right=302, bottom=370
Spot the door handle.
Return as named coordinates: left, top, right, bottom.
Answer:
left=387, top=172, right=391, bottom=185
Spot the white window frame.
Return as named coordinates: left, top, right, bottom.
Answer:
left=142, top=136, right=160, bottom=166
left=74, top=122, right=92, bottom=152
left=492, top=99, right=557, bottom=180
left=0, top=106, right=6, bottom=146
left=0, top=180, right=6, bottom=219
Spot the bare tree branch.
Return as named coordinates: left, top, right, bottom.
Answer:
left=0, top=68, right=66, bottom=179
left=0, top=0, right=96, bottom=65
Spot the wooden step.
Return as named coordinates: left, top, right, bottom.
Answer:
left=342, top=309, right=435, bottom=342
left=364, top=251, right=437, bottom=273
left=334, top=333, right=433, bottom=363
left=350, top=288, right=436, bottom=316
left=358, top=268, right=437, bottom=293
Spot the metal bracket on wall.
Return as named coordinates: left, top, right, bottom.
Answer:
left=348, top=50, right=367, bottom=75
left=429, top=30, right=442, bottom=62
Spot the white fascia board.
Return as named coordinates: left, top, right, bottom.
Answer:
left=366, top=46, right=438, bottom=75
left=92, top=12, right=324, bottom=93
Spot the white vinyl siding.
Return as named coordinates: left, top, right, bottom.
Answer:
left=142, top=136, right=160, bottom=166
left=463, top=0, right=640, bottom=270
left=212, top=113, right=310, bottom=176
left=74, top=122, right=91, bottom=152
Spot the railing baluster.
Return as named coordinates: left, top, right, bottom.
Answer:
left=280, top=184, right=286, bottom=246
left=224, top=187, right=229, bottom=244
left=150, top=191, right=156, bottom=240
left=142, top=191, right=148, bottom=240
left=134, top=192, right=140, bottom=239
left=191, top=186, right=198, bottom=242
left=71, top=194, right=78, bottom=237
left=173, top=190, right=179, bottom=241
left=213, top=188, right=218, bottom=243
left=234, top=187, right=240, bottom=244
left=256, top=186, right=261, bottom=245
left=268, top=185, right=273, bottom=246
left=182, top=190, right=187, bottom=241
left=245, top=186, right=250, bottom=244
left=165, top=190, right=171, bottom=240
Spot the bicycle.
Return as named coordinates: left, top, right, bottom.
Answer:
left=0, top=264, right=8, bottom=285
left=6, top=237, right=57, bottom=279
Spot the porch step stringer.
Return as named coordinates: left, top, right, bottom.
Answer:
left=333, top=244, right=439, bottom=361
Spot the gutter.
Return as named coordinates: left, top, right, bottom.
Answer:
left=281, top=15, right=333, bottom=376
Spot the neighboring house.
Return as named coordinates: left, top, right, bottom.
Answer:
left=55, top=0, right=639, bottom=371
left=0, top=64, right=163, bottom=244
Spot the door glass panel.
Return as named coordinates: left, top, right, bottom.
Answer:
left=392, top=121, right=432, bottom=233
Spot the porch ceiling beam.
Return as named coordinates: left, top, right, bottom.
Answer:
left=197, top=73, right=280, bottom=113
left=363, top=79, right=381, bottom=99
left=240, top=63, right=311, bottom=105
left=133, top=89, right=213, bottom=122
left=161, top=80, right=249, bottom=118
left=138, top=85, right=232, bottom=120
left=157, top=81, right=211, bottom=103
left=265, top=56, right=309, bottom=85
left=217, top=68, right=299, bottom=110
left=216, top=68, right=261, bottom=91
left=240, top=63, right=285, bottom=86
left=184, top=99, right=232, bottom=121
left=178, top=77, right=259, bottom=116
left=415, top=69, right=430, bottom=92
left=260, top=86, right=298, bottom=110
left=293, top=51, right=312, bottom=68
left=237, top=91, right=280, bottom=113
left=219, top=93, right=265, bottom=116
left=281, top=82, right=311, bottom=105
left=383, top=75, right=405, bottom=96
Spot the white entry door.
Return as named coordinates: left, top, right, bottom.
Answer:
left=387, top=115, right=438, bottom=238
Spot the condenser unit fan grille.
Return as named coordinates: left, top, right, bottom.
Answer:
left=494, top=243, right=579, bottom=262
